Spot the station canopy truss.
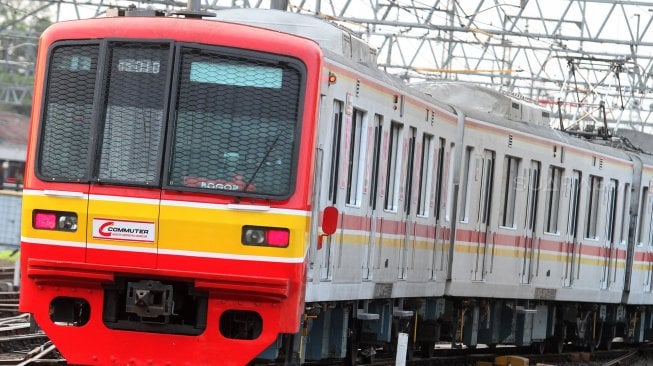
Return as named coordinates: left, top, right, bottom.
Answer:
left=2, top=0, right=653, bottom=133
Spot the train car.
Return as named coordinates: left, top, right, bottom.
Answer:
left=625, top=154, right=653, bottom=342
left=19, top=6, right=331, bottom=366
left=415, top=83, right=635, bottom=352
left=19, top=4, right=653, bottom=366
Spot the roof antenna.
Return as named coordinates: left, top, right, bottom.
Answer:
left=171, top=0, right=216, bottom=18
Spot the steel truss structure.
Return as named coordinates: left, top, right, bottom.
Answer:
left=2, top=0, right=653, bottom=132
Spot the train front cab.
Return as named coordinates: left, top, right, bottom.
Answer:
left=19, top=15, right=324, bottom=366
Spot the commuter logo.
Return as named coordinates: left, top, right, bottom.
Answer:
left=92, top=219, right=155, bottom=242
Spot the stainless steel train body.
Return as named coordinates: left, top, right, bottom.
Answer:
left=199, top=9, right=653, bottom=362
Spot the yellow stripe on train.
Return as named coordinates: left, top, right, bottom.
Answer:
left=22, top=192, right=311, bottom=260
left=158, top=203, right=310, bottom=259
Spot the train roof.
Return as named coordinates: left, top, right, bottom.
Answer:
left=110, top=8, right=643, bottom=166
left=412, top=82, right=631, bottom=160
left=214, top=8, right=377, bottom=66
left=413, top=82, right=551, bottom=127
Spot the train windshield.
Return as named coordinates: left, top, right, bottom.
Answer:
left=37, top=42, right=305, bottom=199
left=167, top=47, right=303, bottom=197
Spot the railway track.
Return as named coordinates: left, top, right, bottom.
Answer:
left=0, top=266, right=64, bottom=365
left=300, top=343, right=653, bottom=366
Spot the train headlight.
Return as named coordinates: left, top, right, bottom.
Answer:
left=242, top=226, right=289, bottom=248
left=33, top=210, right=78, bottom=232
left=58, top=214, right=78, bottom=231
left=243, top=227, right=266, bottom=245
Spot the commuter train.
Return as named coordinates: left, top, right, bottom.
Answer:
left=18, top=5, right=653, bottom=365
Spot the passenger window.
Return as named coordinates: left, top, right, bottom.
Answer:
left=477, top=149, right=495, bottom=225
left=620, top=183, right=631, bottom=244
left=459, top=146, right=473, bottom=222
left=545, top=166, right=563, bottom=234
left=585, top=175, right=602, bottom=239
left=346, top=109, right=365, bottom=206
left=369, top=115, right=383, bottom=210
left=641, top=187, right=653, bottom=246
left=434, top=138, right=446, bottom=221
left=417, top=134, right=434, bottom=217
left=606, top=179, right=618, bottom=244
left=500, top=155, right=521, bottom=228
left=445, top=143, right=456, bottom=222
left=384, top=122, right=402, bottom=211
left=328, top=100, right=344, bottom=204
left=568, top=171, right=582, bottom=240
left=403, top=127, right=417, bottom=214
left=524, top=160, right=541, bottom=231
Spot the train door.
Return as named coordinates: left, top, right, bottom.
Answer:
left=431, top=138, right=446, bottom=279
left=563, top=170, right=582, bottom=287
left=473, top=149, right=495, bottom=281
left=86, top=43, right=172, bottom=268
left=319, top=100, right=344, bottom=280
left=641, top=188, right=653, bottom=292
left=399, top=127, right=417, bottom=279
left=521, top=160, right=540, bottom=284
left=647, top=194, right=653, bottom=292
left=307, top=96, right=328, bottom=281
left=362, top=115, right=383, bottom=280
left=602, top=179, right=618, bottom=290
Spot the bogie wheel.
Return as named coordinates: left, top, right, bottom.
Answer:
left=587, top=317, right=603, bottom=352
left=600, top=325, right=615, bottom=350
left=601, top=337, right=613, bottom=351
left=549, top=324, right=566, bottom=354
left=419, top=341, right=435, bottom=358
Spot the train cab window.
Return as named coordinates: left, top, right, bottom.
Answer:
left=39, top=42, right=173, bottom=184
left=167, top=47, right=304, bottom=198
left=545, top=166, right=563, bottom=234
left=346, top=109, right=365, bottom=206
left=459, top=146, right=473, bottom=222
left=417, top=134, right=434, bottom=217
left=329, top=101, right=344, bottom=204
left=585, top=175, right=602, bottom=240
left=97, top=43, right=170, bottom=184
left=500, top=155, right=521, bottom=228
left=39, top=44, right=100, bottom=180
left=384, top=122, right=403, bottom=211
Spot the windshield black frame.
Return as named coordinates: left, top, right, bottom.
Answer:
left=36, top=40, right=306, bottom=200
left=163, top=43, right=306, bottom=200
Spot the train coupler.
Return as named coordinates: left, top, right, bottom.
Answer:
left=126, top=280, right=174, bottom=320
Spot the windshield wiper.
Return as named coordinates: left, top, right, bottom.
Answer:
left=243, top=132, right=282, bottom=193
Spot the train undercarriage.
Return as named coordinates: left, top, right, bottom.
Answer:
left=256, top=297, right=653, bottom=364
